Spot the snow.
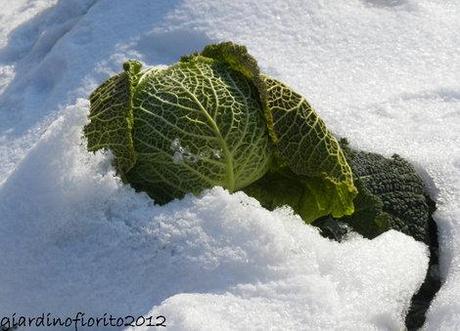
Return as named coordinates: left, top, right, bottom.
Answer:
left=0, top=0, right=458, bottom=330
left=0, top=106, right=428, bottom=329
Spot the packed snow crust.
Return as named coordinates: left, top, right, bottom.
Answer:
left=0, top=0, right=459, bottom=330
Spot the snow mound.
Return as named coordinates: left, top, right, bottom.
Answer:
left=0, top=104, right=427, bottom=329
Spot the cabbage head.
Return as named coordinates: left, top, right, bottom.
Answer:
left=84, top=42, right=357, bottom=222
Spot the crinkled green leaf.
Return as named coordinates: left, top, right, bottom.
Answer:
left=199, top=41, right=276, bottom=142
left=124, top=56, right=272, bottom=203
left=339, top=140, right=434, bottom=244
left=84, top=60, right=142, bottom=176
left=263, top=77, right=357, bottom=218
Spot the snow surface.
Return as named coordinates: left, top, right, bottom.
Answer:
left=0, top=0, right=459, bottom=330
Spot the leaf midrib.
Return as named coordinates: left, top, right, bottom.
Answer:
left=169, top=74, right=236, bottom=191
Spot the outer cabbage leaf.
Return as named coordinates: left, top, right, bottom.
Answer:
left=261, top=77, right=357, bottom=219
left=243, top=166, right=351, bottom=223
left=124, top=56, right=272, bottom=204
left=83, top=60, right=142, bottom=177
left=338, top=140, right=434, bottom=244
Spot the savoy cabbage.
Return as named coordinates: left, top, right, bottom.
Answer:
left=84, top=42, right=357, bottom=222
left=84, top=42, right=438, bottom=329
